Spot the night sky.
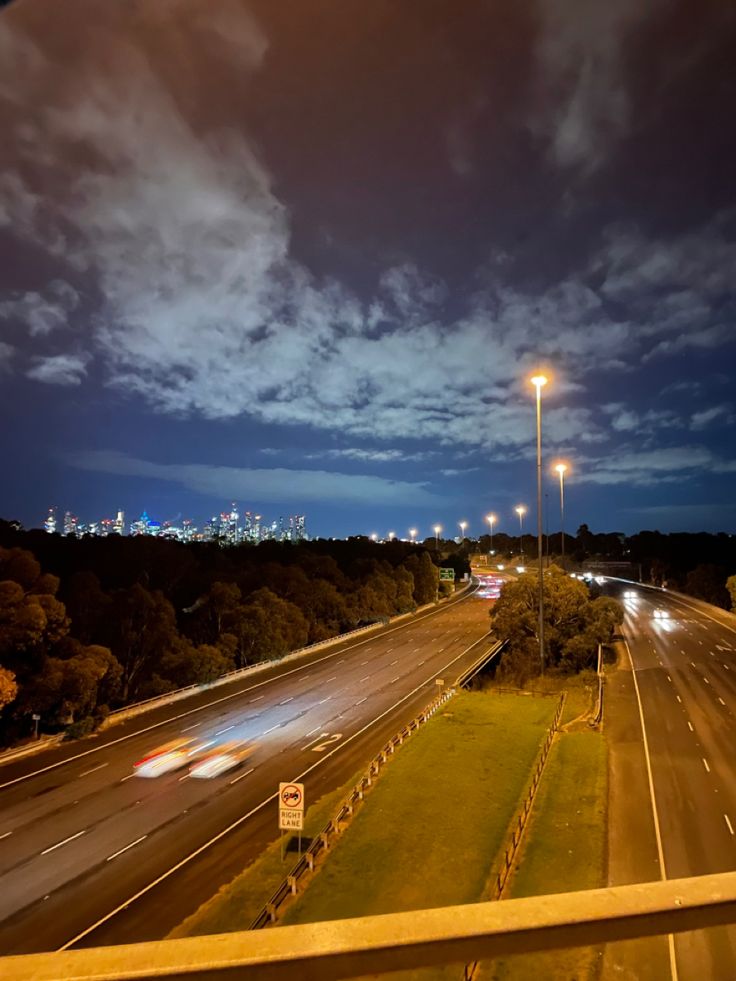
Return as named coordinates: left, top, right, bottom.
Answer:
left=1, top=0, right=736, bottom=540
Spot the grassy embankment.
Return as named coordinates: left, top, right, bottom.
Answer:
left=278, top=691, right=557, bottom=981
left=479, top=672, right=607, bottom=981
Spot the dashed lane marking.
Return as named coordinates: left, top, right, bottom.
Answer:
left=702, top=758, right=711, bottom=773
left=726, top=815, right=735, bottom=836
left=229, top=768, right=255, bottom=785
left=42, top=830, right=86, bottom=855
left=687, top=722, right=694, bottom=732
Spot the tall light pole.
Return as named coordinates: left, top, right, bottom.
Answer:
left=514, top=505, right=526, bottom=557
left=554, top=463, right=568, bottom=569
left=531, top=374, right=548, bottom=673
left=458, top=520, right=467, bottom=543
left=388, top=531, right=396, bottom=543
left=433, top=524, right=442, bottom=551
left=486, top=513, right=496, bottom=556
left=409, top=527, right=418, bottom=544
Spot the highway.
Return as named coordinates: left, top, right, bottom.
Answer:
left=0, top=585, right=494, bottom=955
left=608, top=580, right=736, bottom=980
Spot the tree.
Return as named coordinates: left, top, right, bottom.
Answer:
left=0, top=667, right=17, bottom=711
left=491, top=566, right=623, bottom=683
left=234, top=589, right=309, bottom=666
left=685, top=564, right=729, bottom=609
left=727, top=575, right=736, bottom=613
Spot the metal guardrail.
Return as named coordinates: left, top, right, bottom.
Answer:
left=5, top=872, right=736, bottom=980
left=591, top=642, right=604, bottom=726
left=250, top=685, right=458, bottom=929
left=456, top=638, right=507, bottom=688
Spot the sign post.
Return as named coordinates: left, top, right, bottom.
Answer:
left=279, top=781, right=305, bottom=860
left=438, top=568, right=455, bottom=582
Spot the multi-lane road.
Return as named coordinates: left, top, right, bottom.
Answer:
left=606, top=580, right=736, bottom=980
left=0, top=586, right=493, bottom=955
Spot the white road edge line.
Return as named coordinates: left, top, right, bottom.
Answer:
left=42, top=830, right=86, bottom=855
left=624, top=636, right=679, bottom=981
left=57, top=624, right=487, bottom=952
left=106, top=836, right=147, bottom=862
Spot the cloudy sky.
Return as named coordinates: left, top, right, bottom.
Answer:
left=1, top=0, right=735, bottom=539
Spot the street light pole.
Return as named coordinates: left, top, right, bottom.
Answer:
left=486, top=513, right=496, bottom=557
left=555, top=463, right=567, bottom=569
left=515, top=505, right=526, bottom=558
left=409, top=528, right=417, bottom=544
left=433, top=524, right=442, bottom=552
left=531, top=375, right=548, bottom=673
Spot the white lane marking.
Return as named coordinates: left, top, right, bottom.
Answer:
left=719, top=697, right=726, bottom=706
left=0, top=832, right=12, bottom=840
left=391, top=676, right=400, bottom=683
left=301, top=675, right=311, bottom=681
left=703, top=677, right=710, bottom=685
left=360, top=660, right=370, bottom=666
left=230, top=767, right=255, bottom=785
left=79, top=763, right=108, bottom=778
left=390, top=660, right=399, bottom=666
left=359, top=675, right=371, bottom=683
left=249, top=695, right=264, bottom=702
left=215, top=725, right=235, bottom=736
left=325, top=677, right=337, bottom=683
left=120, top=773, right=135, bottom=782
left=182, top=723, right=201, bottom=732
left=262, top=725, right=280, bottom=735
left=726, top=814, right=735, bottom=836
left=418, top=660, right=426, bottom=666
left=702, top=758, right=711, bottom=773
left=178, top=773, right=189, bottom=782
left=676, top=695, right=682, bottom=703
left=279, top=697, right=293, bottom=705
left=336, top=660, right=345, bottom=664
left=355, top=697, right=367, bottom=705
left=667, top=675, right=672, bottom=683
left=687, top=722, right=694, bottom=732
left=57, top=615, right=488, bottom=952
left=624, top=637, right=679, bottom=981
left=305, top=726, right=320, bottom=737
left=724, top=664, right=730, bottom=671
left=699, top=641, right=704, bottom=645
left=106, top=836, right=147, bottom=862
left=690, top=661, right=696, bottom=668
left=42, top=829, right=86, bottom=855
left=318, top=697, right=331, bottom=704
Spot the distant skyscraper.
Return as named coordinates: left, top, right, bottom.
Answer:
left=113, top=509, right=125, bottom=535
left=63, top=511, right=78, bottom=536
left=44, top=507, right=57, bottom=534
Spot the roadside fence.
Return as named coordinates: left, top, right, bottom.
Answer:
left=464, top=691, right=566, bottom=981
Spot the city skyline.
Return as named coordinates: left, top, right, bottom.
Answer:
left=1, top=2, right=736, bottom=540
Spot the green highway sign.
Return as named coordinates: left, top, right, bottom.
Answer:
left=438, top=568, right=455, bottom=581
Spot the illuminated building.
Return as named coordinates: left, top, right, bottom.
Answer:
left=44, top=507, right=57, bottom=534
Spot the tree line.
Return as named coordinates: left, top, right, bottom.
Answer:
left=0, top=523, right=462, bottom=745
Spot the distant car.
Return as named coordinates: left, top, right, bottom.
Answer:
left=623, top=590, right=637, bottom=598
left=134, top=738, right=213, bottom=778
left=653, top=608, right=670, bottom=619
left=189, top=740, right=256, bottom=779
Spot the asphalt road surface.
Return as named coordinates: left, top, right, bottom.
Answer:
left=607, top=580, right=736, bottom=980
left=0, top=586, right=494, bottom=955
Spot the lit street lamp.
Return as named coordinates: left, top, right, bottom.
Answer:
left=486, top=513, right=496, bottom=555
left=370, top=533, right=378, bottom=542
left=433, top=524, right=442, bottom=551
left=531, top=374, right=548, bottom=672
left=458, top=520, right=467, bottom=542
left=514, top=505, right=526, bottom=556
left=554, top=463, right=568, bottom=569
left=388, top=531, right=396, bottom=542
left=409, top=528, right=418, bottom=543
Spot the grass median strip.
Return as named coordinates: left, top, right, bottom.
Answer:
left=279, top=691, right=555, bottom=928
left=482, top=729, right=608, bottom=981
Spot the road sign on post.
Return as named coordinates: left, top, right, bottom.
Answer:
left=279, top=782, right=305, bottom=831
left=438, top=568, right=455, bottom=581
